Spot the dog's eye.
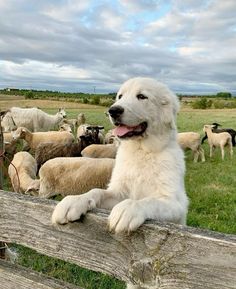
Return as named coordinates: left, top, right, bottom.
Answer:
left=117, top=94, right=122, bottom=100
left=137, top=94, right=148, bottom=100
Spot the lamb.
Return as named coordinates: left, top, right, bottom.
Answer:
left=104, top=129, right=116, bottom=144
left=81, top=143, right=118, bottom=159
left=77, top=124, right=104, bottom=144
left=35, top=134, right=96, bottom=171
left=8, top=151, right=40, bottom=193
left=77, top=113, right=86, bottom=125
left=12, top=127, right=74, bottom=151
left=1, top=107, right=66, bottom=132
left=203, top=124, right=233, bottom=160
left=60, top=118, right=78, bottom=133
left=1, top=111, right=17, bottom=132
left=38, top=157, right=115, bottom=198
left=3, top=132, right=18, bottom=156
left=59, top=123, right=72, bottom=133
left=177, top=132, right=205, bottom=162
left=202, top=122, right=236, bottom=146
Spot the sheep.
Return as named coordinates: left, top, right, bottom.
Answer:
left=35, top=134, right=96, bottom=171
left=59, top=123, right=72, bottom=133
left=77, top=113, right=86, bottom=125
left=1, top=107, right=66, bottom=132
left=177, top=132, right=205, bottom=162
left=202, top=122, right=236, bottom=146
left=3, top=132, right=18, bottom=156
left=8, top=151, right=40, bottom=193
left=104, top=129, right=116, bottom=144
left=60, top=118, right=78, bottom=133
left=77, top=124, right=104, bottom=144
left=11, top=127, right=74, bottom=151
left=81, top=143, right=118, bottom=159
left=1, top=111, right=17, bottom=132
left=38, top=157, right=115, bottom=198
left=203, top=124, right=233, bottom=160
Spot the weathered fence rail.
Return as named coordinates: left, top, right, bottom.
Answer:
left=0, top=190, right=236, bottom=289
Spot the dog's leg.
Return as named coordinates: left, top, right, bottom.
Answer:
left=52, top=188, right=123, bottom=224
left=108, top=197, right=187, bottom=233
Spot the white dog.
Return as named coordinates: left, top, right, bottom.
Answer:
left=52, top=77, right=188, bottom=289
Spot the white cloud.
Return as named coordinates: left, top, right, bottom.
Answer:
left=0, top=0, right=235, bottom=94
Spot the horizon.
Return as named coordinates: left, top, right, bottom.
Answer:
left=1, top=1, right=236, bottom=95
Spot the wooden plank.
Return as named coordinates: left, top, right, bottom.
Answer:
left=0, top=190, right=236, bottom=289
left=0, top=259, right=83, bottom=289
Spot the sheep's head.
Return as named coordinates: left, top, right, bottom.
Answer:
left=203, top=124, right=214, bottom=133
left=77, top=113, right=86, bottom=125
left=58, top=108, right=67, bottom=119
left=59, top=123, right=72, bottom=133
left=11, top=127, right=27, bottom=140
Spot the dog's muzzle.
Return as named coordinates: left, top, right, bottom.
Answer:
left=108, top=105, right=124, bottom=121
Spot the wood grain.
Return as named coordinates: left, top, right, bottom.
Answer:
left=0, top=190, right=235, bottom=288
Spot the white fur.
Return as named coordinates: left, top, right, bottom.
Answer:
left=203, top=125, right=233, bottom=160
left=177, top=132, right=205, bottom=162
left=52, top=77, right=188, bottom=289
left=2, top=107, right=66, bottom=132
left=8, top=151, right=39, bottom=193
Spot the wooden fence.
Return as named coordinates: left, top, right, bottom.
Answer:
left=0, top=190, right=235, bottom=289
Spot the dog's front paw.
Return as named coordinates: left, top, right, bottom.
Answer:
left=108, top=199, right=145, bottom=233
left=51, top=195, right=96, bottom=225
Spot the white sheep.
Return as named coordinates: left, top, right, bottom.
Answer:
left=59, top=123, right=72, bottom=133
left=203, top=125, right=233, bottom=160
left=77, top=113, right=86, bottom=125
left=12, top=127, right=74, bottom=151
left=60, top=118, right=78, bottom=133
left=3, top=132, right=18, bottom=155
left=38, top=157, right=115, bottom=198
left=104, top=129, right=116, bottom=144
left=81, top=144, right=118, bottom=159
left=1, top=107, right=66, bottom=132
left=177, top=132, right=205, bottom=162
left=8, top=151, right=40, bottom=193
left=1, top=111, right=17, bottom=132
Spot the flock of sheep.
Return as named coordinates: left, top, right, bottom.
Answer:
left=1, top=106, right=235, bottom=198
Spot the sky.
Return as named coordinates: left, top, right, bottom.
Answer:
left=0, top=0, right=236, bottom=94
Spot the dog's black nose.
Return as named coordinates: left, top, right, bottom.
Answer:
left=108, top=105, right=124, bottom=119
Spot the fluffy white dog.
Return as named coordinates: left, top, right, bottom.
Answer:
left=52, top=77, right=188, bottom=289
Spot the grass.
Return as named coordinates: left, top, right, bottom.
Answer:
left=1, top=96, right=236, bottom=288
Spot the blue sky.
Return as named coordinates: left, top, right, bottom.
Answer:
left=0, top=0, right=236, bottom=94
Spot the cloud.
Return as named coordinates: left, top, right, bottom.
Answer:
left=0, top=0, right=235, bottom=94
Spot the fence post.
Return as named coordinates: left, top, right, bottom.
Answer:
left=0, top=111, right=6, bottom=259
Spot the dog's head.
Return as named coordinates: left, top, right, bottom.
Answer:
left=108, top=77, right=179, bottom=139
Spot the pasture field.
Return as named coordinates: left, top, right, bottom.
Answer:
left=1, top=95, right=236, bottom=288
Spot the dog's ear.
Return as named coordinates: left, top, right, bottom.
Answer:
left=161, top=94, right=179, bottom=129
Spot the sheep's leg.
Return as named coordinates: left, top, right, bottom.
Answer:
left=193, top=150, right=199, bottom=162
left=199, top=147, right=205, bottom=162
left=220, top=145, right=225, bottom=160
left=209, top=145, right=213, bottom=158
left=52, top=188, right=124, bottom=225
left=229, top=141, right=233, bottom=158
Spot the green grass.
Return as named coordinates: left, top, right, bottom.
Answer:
left=2, top=102, right=236, bottom=288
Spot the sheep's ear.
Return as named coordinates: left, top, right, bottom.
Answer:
left=98, top=126, right=104, bottom=130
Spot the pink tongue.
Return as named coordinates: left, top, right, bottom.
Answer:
left=113, top=125, right=136, bottom=137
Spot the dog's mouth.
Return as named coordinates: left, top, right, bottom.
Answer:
left=113, top=122, right=147, bottom=138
